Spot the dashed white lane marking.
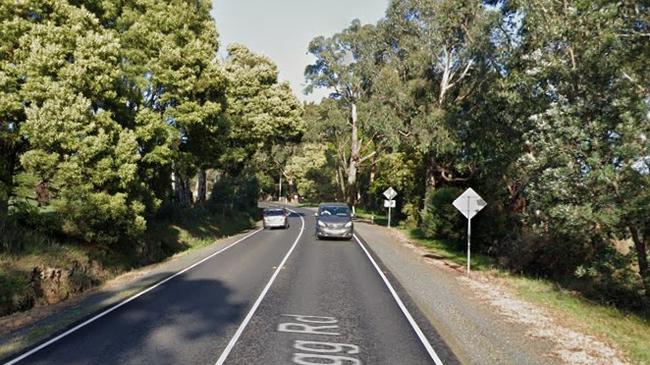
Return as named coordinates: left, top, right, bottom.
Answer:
left=3, top=227, right=264, bottom=365
left=353, top=234, right=445, bottom=365
left=215, top=209, right=305, bottom=365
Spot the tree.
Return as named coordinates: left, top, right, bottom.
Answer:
left=116, top=0, right=227, bottom=208
left=223, top=44, right=304, bottom=186
left=511, top=0, right=650, bottom=297
left=16, top=0, right=144, bottom=244
left=380, top=0, right=500, bottom=194
left=305, top=20, right=382, bottom=206
left=0, top=1, right=31, bottom=229
left=285, top=143, right=338, bottom=202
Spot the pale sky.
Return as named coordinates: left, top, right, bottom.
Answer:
left=211, top=0, right=388, bottom=103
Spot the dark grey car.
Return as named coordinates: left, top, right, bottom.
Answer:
left=315, top=203, right=353, bottom=240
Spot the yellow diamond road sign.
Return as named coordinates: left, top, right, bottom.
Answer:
left=453, top=188, right=487, bottom=219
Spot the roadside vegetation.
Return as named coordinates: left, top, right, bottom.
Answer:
left=508, top=275, right=650, bottom=365
left=0, top=0, right=648, bottom=360
left=278, top=0, right=649, bottom=322
left=0, top=0, right=302, bottom=317
left=274, top=1, right=649, bottom=360
left=396, top=225, right=650, bottom=364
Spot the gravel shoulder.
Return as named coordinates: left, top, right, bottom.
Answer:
left=355, top=222, right=624, bottom=365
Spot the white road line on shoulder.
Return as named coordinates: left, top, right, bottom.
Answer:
left=3, top=227, right=263, bottom=365
left=353, top=234, right=445, bottom=365
left=215, top=209, right=305, bottom=365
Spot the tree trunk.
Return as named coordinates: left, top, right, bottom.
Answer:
left=174, top=172, right=193, bottom=208
left=336, top=167, right=346, bottom=201
left=288, top=177, right=295, bottom=202
left=347, top=102, right=359, bottom=206
left=196, top=169, right=207, bottom=203
left=629, top=225, right=650, bottom=298
left=424, top=151, right=437, bottom=197
left=0, top=149, right=16, bottom=230
left=369, top=154, right=377, bottom=187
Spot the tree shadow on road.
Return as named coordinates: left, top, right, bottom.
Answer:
left=10, top=276, right=247, bottom=365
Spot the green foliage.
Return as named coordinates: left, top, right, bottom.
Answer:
left=0, top=272, right=31, bottom=317
left=210, top=170, right=260, bottom=214
left=1, top=201, right=59, bottom=253
left=419, top=187, right=463, bottom=244
left=224, top=44, right=304, bottom=161
left=285, top=143, right=338, bottom=202
left=300, top=0, right=649, bottom=312
left=0, top=0, right=271, bottom=246
left=0, top=0, right=303, bottom=320
left=57, top=191, right=146, bottom=245
left=368, top=152, right=418, bottom=209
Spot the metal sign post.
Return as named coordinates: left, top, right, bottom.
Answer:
left=383, top=199, right=396, bottom=227
left=452, top=188, right=487, bottom=275
left=466, top=196, right=471, bottom=274
left=383, top=187, right=398, bottom=228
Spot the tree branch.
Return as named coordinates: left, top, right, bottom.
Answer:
left=358, top=150, right=377, bottom=164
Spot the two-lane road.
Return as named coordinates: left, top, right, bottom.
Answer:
left=4, top=207, right=458, bottom=365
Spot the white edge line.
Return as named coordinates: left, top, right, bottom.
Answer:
left=215, top=209, right=305, bottom=365
left=353, top=234, right=445, bottom=365
left=3, top=228, right=263, bottom=365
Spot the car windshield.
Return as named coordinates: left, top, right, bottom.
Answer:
left=319, top=206, right=350, bottom=217
left=264, top=209, right=285, bottom=216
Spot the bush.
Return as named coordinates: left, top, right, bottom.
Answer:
left=419, top=187, right=464, bottom=245
left=0, top=272, right=33, bottom=317
left=58, top=191, right=146, bottom=246
left=210, top=171, right=260, bottom=214
left=0, top=201, right=60, bottom=253
left=400, top=202, right=419, bottom=230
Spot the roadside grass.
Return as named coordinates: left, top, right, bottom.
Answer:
left=400, top=227, right=494, bottom=271
left=145, top=207, right=257, bottom=255
left=504, top=275, right=650, bottom=365
left=354, top=208, right=389, bottom=226
left=396, top=226, right=650, bottom=365
left=0, top=206, right=257, bottom=320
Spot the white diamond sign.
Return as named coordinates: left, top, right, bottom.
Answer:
left=452, top=188, right=487, bottom=275
left=453, top=188, right=487, bottom=219
left=383, top=187, right=397, bottom=200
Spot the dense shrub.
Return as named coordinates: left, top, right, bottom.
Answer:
left=419, top=187, right=464, bottom=246
left=0, top=202, right=60, bottom=253
left=210, top=171, right=260, bottom=214
left=0, top=273, right=32, bottom=317
left=58, top=191, right=146, bottom=246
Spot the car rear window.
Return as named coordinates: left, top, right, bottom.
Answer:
left=264, top=209, right=285, bottom=216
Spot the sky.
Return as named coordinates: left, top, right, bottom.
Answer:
left=211, top=0, right=388, bottom=102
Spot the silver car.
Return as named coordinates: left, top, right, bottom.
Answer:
left=315, top=203, right=353, bottom=240
left=263, top=207, right=289, bottom=229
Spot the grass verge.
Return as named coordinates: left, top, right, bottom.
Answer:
left=505, top=274, right=650, bottom=365
left=0, top=206, right=256, bottom=319
left=354, top=208, right=389, bottom=226
left=401, top=227, right=494, bottom=270
left=398, top=227, right=650, bottom=365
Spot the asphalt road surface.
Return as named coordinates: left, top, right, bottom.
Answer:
left=4, top=207, right=458, bottom=365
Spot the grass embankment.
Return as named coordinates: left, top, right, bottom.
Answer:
left=399, top=227, right=650, bottom=365
left=0, top=206, right=256, bottom=319
left=354, top=208, right=390, bottom=226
